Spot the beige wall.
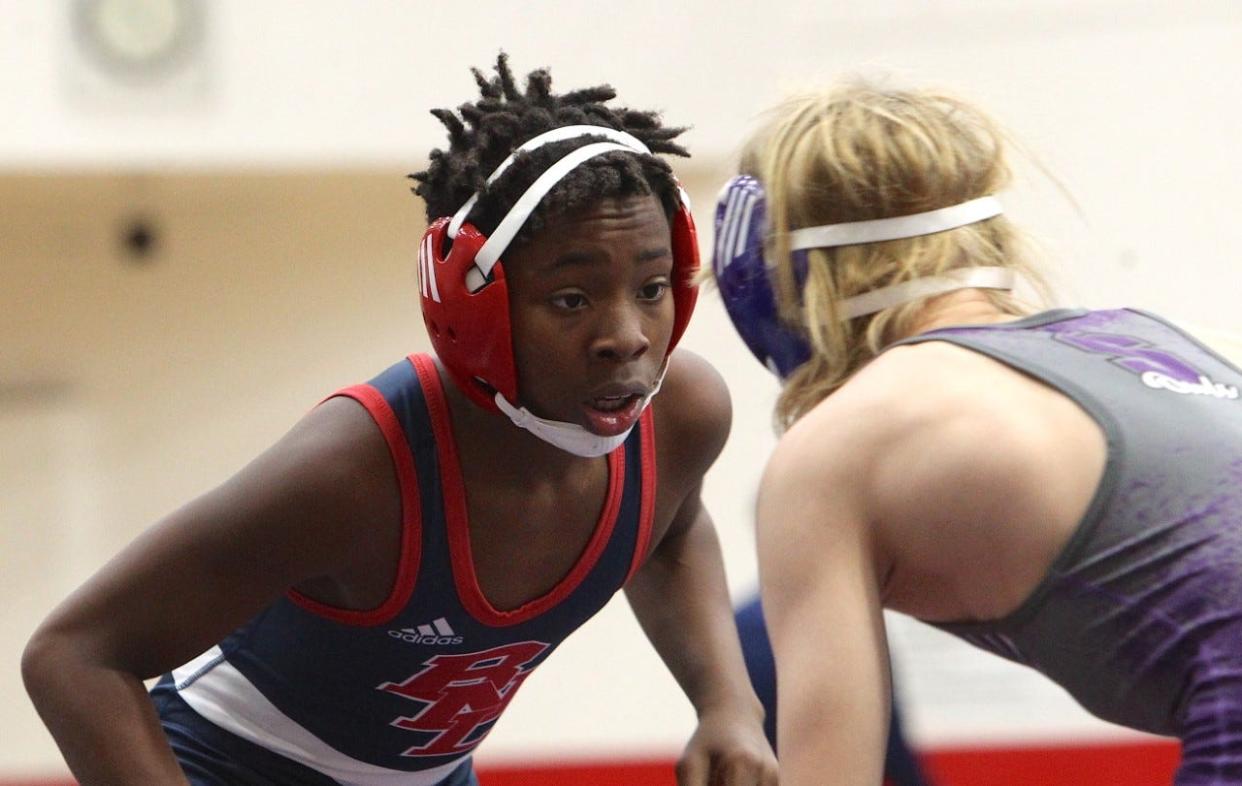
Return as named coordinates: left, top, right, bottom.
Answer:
left=4, top=172, right=425, bottom=536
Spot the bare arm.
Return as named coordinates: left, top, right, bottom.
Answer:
left=21, top=396, right=398, bottom=784
left=626, top=490, right=769, bottom=737
left=757, top=413, right=892, bottom=786
left=626, top=351, right=777, bottom=786
left=757, top=340, right=1105, bottom=785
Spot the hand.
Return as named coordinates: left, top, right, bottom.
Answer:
left=676, top=704, right=779, bottom=786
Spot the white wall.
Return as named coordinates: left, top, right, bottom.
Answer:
left=4, top=0, right=1242, bottom=777
left=4, top=1, right=1239, bottom=167
left=6, top=0, right=1241, bottom=323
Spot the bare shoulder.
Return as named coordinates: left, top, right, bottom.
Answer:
left=263, top=396, right=393, bottom=510
left=850, top=343, right=1055, bottom=491
left=650, top=348, right=732, bottom=481
left=26, top=390, right=400, bottom=681
left=755, top=381, right=885, bottom=612
left=139, top=392, right=398, bottom=590
left=770, top=341, right=1064, bottom=525
left=859, top=342, right=1102, bottom=573
left=215, top=394, right=399, bottom=573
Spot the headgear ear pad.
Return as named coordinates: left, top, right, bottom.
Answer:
left=712, top=175, right=812, bottom=379
left=418, top=178, right=700, bottom=413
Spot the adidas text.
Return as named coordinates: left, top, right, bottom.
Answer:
left=389, top=617, right=463, bottom=646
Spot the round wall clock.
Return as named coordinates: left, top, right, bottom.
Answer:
left=73, top=0, right=203, bottom=79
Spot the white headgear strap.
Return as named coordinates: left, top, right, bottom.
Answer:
left=447, top=125, right=650, bottom=240
left=787, top=196, right=1013, bottom=320
left=448, top=125, right=653, bottom=293
left=788, top=196, right=1002, bottom=250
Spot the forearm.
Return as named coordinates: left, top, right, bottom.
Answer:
left=757, top=463, right=891, bottom=786
left=776, top=659, right=889, bottom=786
left=23, top=634, right=189, bottom=785
left=627, top=516, right=761, bottom=718
left=761, top=577, right=891, bottom=785
left=763, top=575, right=890, bottom=785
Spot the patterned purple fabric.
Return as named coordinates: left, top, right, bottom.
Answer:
left=899, top=308, right=1242, bottom=785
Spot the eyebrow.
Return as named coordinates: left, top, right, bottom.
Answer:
left=549, top=247, right=671, bottom=270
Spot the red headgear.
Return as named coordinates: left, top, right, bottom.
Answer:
left=417, top=125, right=700, bottom=412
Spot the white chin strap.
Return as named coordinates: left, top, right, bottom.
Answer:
left=492, top=373, right=664, bottom=458
left=788, top=196, right=1015, bottom=319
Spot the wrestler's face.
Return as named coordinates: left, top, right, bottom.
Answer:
left=504, top=194, right=674, bottom=436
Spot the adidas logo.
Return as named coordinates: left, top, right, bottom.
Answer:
left=388, top=617, right=464, bottom=646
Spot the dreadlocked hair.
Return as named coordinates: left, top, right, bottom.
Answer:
left=410, top=53, right=689, bottom=245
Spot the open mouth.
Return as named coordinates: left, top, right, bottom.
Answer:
left=583, top=393, right=645, bottom=436
left=591, top=393, right=639, bottom=412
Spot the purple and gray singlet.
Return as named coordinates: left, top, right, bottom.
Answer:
left=895, top=308, right=1242, bottom=785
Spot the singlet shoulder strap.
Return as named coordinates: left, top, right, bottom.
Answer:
left=284, top=358, right=427, bottom=626
left=624, top=408, right=658, bottom=584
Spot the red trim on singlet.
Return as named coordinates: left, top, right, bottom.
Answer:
left=285, top=384, right=422, bottom=626
left=412, top=353, right=627, bottom=628
left=624, top=409, right=657, bottom=584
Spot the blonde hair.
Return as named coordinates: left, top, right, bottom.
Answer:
left=743, top=79, right=1049, bottom=428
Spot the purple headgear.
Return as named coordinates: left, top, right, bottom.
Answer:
left=712, top=175, right=1012, bottom=380
left=712, top=176, right=812, bottom=379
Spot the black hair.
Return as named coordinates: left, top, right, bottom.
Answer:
left=410, top=53, right=689, bottom=245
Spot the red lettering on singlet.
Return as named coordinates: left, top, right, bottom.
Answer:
left=377, top=641, right=550, bottom=757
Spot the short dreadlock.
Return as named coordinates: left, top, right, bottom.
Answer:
left=410, top=53, right=689, bottom=247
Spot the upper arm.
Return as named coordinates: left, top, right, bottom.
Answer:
left=756, top=409, right=891, bottom=785
left=655, top=348, right=732, bottom=470
left=649, top=349, right=732, bottom=541
left=624, top=350, right=731, bottom=603
left=30, top=395, right=398, bottom=678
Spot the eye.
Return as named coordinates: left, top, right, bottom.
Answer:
left=551, top=292, right=588, bottom=311
left=638, top=280, right=670, bottom=302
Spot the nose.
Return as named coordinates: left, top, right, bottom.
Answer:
left=590, top=303, right=650, bottom=362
